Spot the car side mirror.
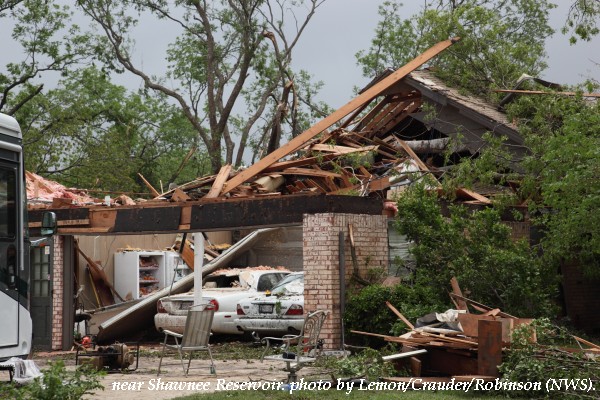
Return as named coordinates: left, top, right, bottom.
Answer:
left=41, top=211, right=57, bottom=236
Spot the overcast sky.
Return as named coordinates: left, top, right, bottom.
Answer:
left=2, top=1, right=599, bottom=109
left=289, top=0, right=600, bottom=107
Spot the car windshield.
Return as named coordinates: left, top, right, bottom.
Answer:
left=271, top=274, right=304, bottom=295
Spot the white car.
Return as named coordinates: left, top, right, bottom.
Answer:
left=234, top=272, right=304, bottom=335
left=154, top=268, right=289, bottom=335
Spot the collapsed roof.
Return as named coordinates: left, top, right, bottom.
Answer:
left=28, top=38, right=527, bottom=234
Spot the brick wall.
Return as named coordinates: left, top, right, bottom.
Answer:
left=303, top=213, right=389, bottom=349
left=51, top=236, right=64, bottom=350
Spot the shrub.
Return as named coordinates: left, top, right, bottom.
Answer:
left=6, top=360, right=104, bottom=400
left=499, top=318, right=600, bottom=398
left=344, top=283, right=446, bottom=347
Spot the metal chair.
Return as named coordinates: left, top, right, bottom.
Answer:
left=157, top=308, right=215, bottom=376
left=261, top=310, right=328, bottom=382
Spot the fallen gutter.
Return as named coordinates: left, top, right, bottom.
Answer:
left=96, top=227, right=279, bottom=344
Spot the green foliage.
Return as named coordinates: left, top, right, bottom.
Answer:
left=17, top=66, right=210, bottom=194
left=499, top=318, right=600, bottom=397
left=393, top=184, right=556, bottom=318
left=0, top=0, right=96, bottom=115
left=77, top=0, right=327, bottom=172
left=6, top=360, right=104, bottom=400
left=562, top=0, right=600, bottom=43
left=507, top=91, right=600, bottom=276
left=344, top=283, right=446, bottom=346
left=324, top=348, right=395, bottom=381
left=357, top=0, right=554, bottom=99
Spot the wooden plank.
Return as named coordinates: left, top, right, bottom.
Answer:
left=58, top=227, right=112, bottom=234
left=263, top=153, right=337, bottom=172
left=279, top=167, right=342, bottom=179
left=29, top=218, right=90, bottom=228
left=75, top=241, right=124, bottom=303
left=385, top=301, right=415, bottom=329
left=138, top=173, right=160, bottom=197
left=494, top=89, right=600, bottom=98
left=351, top=96, right=394, bottom=133
left=51, top=197, right=73, bottom=208
left=573, top=335, right=600, bottom=350
left=449, top=293, right=517, bottom=318
left=206, top=164, right=232, bottom=198
left=417, top=331, right=478, bottom=346
left=350, top=330, right=391, bottom=339
left=89, top=209, right=117, bottom=228
left=368, top=176, right=391, bottom=191
left=362, top=100, right=405, bottom=133
left=308, top=143, right=378, bottom=155
left=478, top=320, right=503, bottom=377
left=424, top=347, right=479, bottom=376
left=171, top=188, right=191, bottom=202
left=155, top=175, right=216, bottom=199
left=324, top=177, right=339, bottom=192
left=410, top=357, right=422, bottom=377
left=458, top=313, right=492, bottom=337
left=370, top=99, right=421, bottom=136
left=450, top=277, right=469, bottom=311
left=178, top=240, right=195, bottom=271
left=358, top=166, right=372, bottom=179
left=395, top=135, right=432, bottom=173
left=456, top=187, right=492, bottom=205
left=305, top=179, right=327, bottom=194
left=449, top=293, right=516, bottom=318
left=221, top=38, right=459, bottom=194
left=457, top=314, right=513, bottom=342
left=370, top=98, right=421, bottom=136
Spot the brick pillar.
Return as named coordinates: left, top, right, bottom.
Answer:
left=303, top=213, right=388, bottom=349
left=51, top=236, right=64, bottom=350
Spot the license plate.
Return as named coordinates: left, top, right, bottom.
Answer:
left=259, top=304, right=274, bottom=314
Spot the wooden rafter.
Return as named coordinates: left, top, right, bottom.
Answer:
left=206, top=164, right=232, bottom=198
left=371, top=98, right=422, bottom=136
left=221, top=38, right=460, bottom=195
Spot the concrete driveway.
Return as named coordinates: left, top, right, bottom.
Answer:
left=33, top=344, right=326, bottom=400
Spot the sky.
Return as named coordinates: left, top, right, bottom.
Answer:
left=111, top=0, right=600, bottom=108
left=1, top=1, right=599, bottom=109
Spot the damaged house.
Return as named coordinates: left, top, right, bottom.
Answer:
left=26, top=39, right=594, bottom=352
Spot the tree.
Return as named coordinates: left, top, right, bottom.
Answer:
left=392, top=183, right=556, bottom=317
left=0, top=0, right=94, bottom=115
left=563, top=0, right=600, bottom=43
left=19, top=66, right=210, bottom=193
left=507, top=90, right=600, bottom=275
left=356, top=0, right=554, bottom=99
left=76, top=0, right=327, bottom=173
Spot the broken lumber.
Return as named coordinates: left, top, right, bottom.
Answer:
left=573, top=336, right=600, bottom=350
left=385, top=301, right=415, bottom=330
left=450, top=277, right=469, bottom=311
left=138, top=173, right=160, bottom=197
left=221, top=38, right=460, bottom=194
left=206, top=164, right=232, bottom=198
left=449, top=293, right=516, bottom=319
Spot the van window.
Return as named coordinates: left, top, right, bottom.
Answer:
left=0, top=166, right=16, bottom=239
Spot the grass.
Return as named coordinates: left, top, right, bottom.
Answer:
left=174, top=389, right=497, bottom=399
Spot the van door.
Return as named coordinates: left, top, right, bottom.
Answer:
left=0, top=163, right=19, bottom=349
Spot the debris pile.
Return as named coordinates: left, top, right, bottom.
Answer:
left=28, top=38, right=522, bottom=213
left=154, top=68, right=499, bottom=206
left=352, top=278, right=600, bottom=384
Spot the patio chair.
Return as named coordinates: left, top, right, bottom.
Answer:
left=157, top=308, right=215, bottom=376
left=261, top=310, right=328, bottom=382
